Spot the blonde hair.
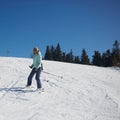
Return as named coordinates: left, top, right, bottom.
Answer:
left=33, top=47, right=39, bottom=54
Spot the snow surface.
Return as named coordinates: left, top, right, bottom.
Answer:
left=0, top=57, right=120, bottom=120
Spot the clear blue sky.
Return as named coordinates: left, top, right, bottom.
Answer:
left=0, top=0, right=120, bottom=59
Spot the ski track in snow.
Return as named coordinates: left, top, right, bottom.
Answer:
left=0, top=57, right=120, bottom=120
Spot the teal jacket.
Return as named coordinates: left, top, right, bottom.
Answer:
left=32, top=52, right=42, bottom=69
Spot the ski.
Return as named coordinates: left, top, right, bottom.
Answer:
left=20, top=87, right=45, bottom=93
left=9, top=87, right=44, bottom=93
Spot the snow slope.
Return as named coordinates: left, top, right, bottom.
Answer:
left=0, top=57, right=120, bottom=120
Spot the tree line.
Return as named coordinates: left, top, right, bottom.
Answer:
left=44, top=40, right=120, bottom=67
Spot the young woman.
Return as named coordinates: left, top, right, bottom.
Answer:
left=27, top=47, right=42, bottom=90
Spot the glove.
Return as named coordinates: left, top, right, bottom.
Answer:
left=41, top=63, right=43, bottom=70
left=29, top=65, right=33, bottom=69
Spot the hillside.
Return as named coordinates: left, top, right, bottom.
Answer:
left=0, top=57, right=120, bottom=120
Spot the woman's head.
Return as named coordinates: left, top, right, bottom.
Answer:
left=33, top=47, right=39, bottom=54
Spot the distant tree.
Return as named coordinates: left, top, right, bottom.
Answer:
left=74, top=56, right=80, bottom=64
left=44, top=45, right=53, bottom=60
left=81, top=49, right=90, bottom=65
left=92, top=51, right=102, bottom=66
left=102, top=49, right=112, bottom=67
left=65, top=49, right=74, bottom=63
left=65, top=53, right=70, bottom=63
left=112, top=40, right=120, bottom=55
left=54, top=43, right=62, bottom=61
left=61, top=52, right=66, bottom=62
left=112, top=40, right=120, bottom=66
left=101, top=53, right=106, bottom=66
left=69, top=49, right=74, bottom=63
left=51, top=45, right=55, bottom=60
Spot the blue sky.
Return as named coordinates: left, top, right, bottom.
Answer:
left=0, top=0, right=120, bottom=59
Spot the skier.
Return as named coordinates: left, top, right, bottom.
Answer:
left=26, top=47, right=42, bottom=91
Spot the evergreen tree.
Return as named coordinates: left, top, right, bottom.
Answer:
left=112, top=40, right=120, bottom=55
left=69, top=49, right=74, bottom=63
left=101, top=53, right=106, bottom=66
left=44, top=46, right=53, bottom=60
left=65, top=50, right=74, bottom=63
left=92, top=51, right=102, bottom=66
left=81, top=49, right=90, bottom=65
left=112, top=40, right=120, bottom=66
left=102, top=49, right=112, bottom=67
left=65, top=53, right=71, bottom=63
left=51, top=45, right=55, bottom=60
left=54, top=43, right=62, bottom=61
left=74, top=56, right=80, bottom=64
left=61, top=52, right=66, bottom=62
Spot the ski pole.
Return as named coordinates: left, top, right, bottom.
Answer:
left=42, top=71, right=63, bottom=79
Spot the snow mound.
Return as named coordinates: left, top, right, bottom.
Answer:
left=0, top=57, right=120, bottom=120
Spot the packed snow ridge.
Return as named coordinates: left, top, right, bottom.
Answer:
left=0, top=57, right=120, bottom=120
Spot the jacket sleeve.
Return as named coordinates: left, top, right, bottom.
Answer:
left=34, top=53, right=42, bottom=69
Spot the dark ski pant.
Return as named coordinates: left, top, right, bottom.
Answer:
left=27, top=68, right=42, bottom=88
